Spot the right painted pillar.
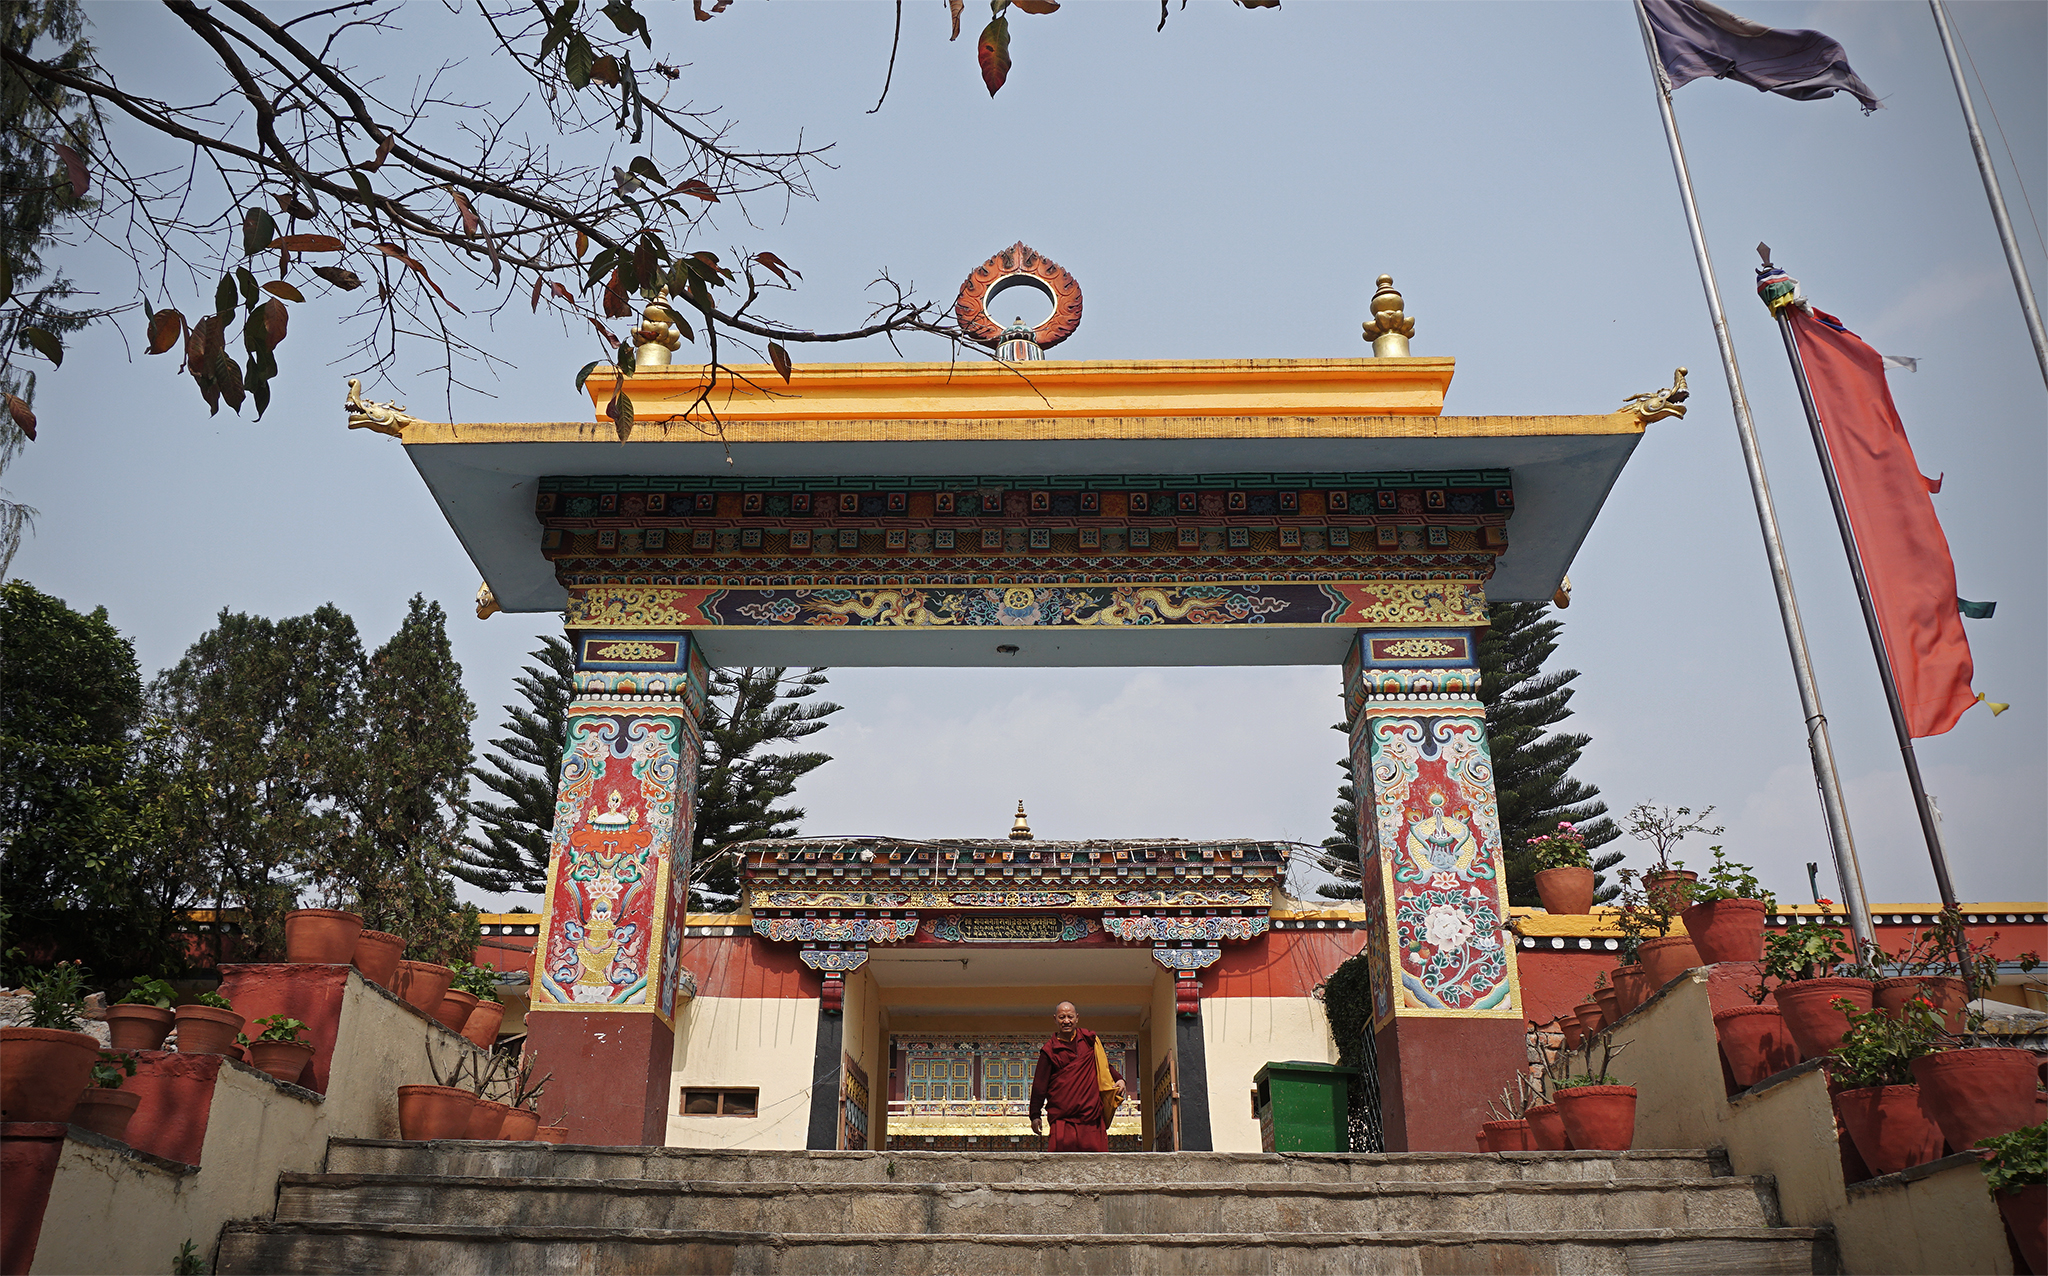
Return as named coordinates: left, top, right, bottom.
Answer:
left=1344, top=628, right=1527, bottom=1151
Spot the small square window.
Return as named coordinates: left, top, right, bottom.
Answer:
left=680, top=1087, right=759, bottom=1117
left=911, top=1062, right=928, bottom=1079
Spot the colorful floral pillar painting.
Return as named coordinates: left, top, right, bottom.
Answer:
left=1347, top=634, right=1521, bottom=1032
left=532, top=708, right=699, bottom=1025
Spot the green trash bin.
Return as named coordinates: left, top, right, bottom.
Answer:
left=1253, top=1061, right=1358, bottom=1153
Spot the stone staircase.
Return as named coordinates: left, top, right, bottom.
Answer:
left=214, top=1138, right=1840, bottom=1274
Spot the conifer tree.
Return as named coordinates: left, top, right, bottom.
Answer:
left=1313, top=602, right=1618, bottom=904
left=455, top=650, right=841, bottom=911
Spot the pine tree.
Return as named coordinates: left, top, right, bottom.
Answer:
left=455, top=651, right=841, bottom=911
left=1479, top=601, right=1620, bottom=905
left=453, top=636, right=574, bottom=896
left=1312, top=602, right=1618, bottom=905
left=690, top=668, right=841, bottom=909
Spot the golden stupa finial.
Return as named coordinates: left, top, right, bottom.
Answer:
left=1361, top=274, right=1415, bottom=357
left=1008, top=800, right=1034, bottom=841
left=633, top=288, right=685, bottom=368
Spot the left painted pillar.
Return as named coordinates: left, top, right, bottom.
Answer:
left=526, top=629, right=706, bottom=1145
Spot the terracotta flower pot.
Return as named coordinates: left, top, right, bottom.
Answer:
left=1775, top=977, right=1873, bottom=1061
left=1714, top=1004, right=1799, bottom=1090
left=1643, top=869, right=1698, bottom=914
left=535, top=1126, right=568, bottom=1145
left=72, top=1088, right=142, bottom=1142
left=395, top=961, right=455, bottom=1017
left=1525, top=1103, right=1570, bottom=1151
left=465, top=1098, right=512, bottom=1140
left=352, top=930, right=407, bottom=988
left=1573, top=999, right=1606, bottom=1038
left=397, top=1084, right=477, bottom=1141
left=1533, top=866, right=1596, bottom=915
left=172, top=1004, right=244, bottom=1057
left=1612, top=965, right=1650, bottom=1017
left=1639, top=935, right=1702, bottom=990
left=0, top=1027, right=102, bottom=1123
left=1908, top=1048, right=2041, bottom=1153
left=1558, top=1014, right=1583, bottom=1050
left=1594, top=986, right=1622, bottom=1026
left=461, top=999, right=506, bottom=1049
left=1555, top=1085, right=1637, bottom=1151
left=1680, top=898, right=1770, bottom=965
left=500, top=1107, right=540, bottom=1141
left=105, top=1004, right=175, bottom=1052
left=284, top=908, right=364, bottom=964
left=246, top=1038, right=315, bottom=1085
left=1481, top=1119, right=1532, bottom=1152
left=1832, top=1084, right=1945, bottom=1178
left=1997, top=1184, right=2045, bottom=1276
left=1873, top=976, right=1968, bottom=1034
left=434, top=988, right=480, bottom=1032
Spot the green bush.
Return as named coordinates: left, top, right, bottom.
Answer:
left=118, top=976, right=178, bottom=1009
left=90, top=1051, right=137, bottom=1089
left=448, top=960, right=501, bottom=1002
left=191, top=989, right=233, bottom=1010
left=1977, top=1124, right=2047, bottom=1197
left=23, top=961, right=90, bottom=1030
left=252, top=1014, right=308, bottom=1044
left=1683, top=847, right=1774, bottom=908
left=1827, top=997, right=1946, bottom=1088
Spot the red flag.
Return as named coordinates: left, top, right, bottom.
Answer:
left=1789, top=307, right=1976, bottom=737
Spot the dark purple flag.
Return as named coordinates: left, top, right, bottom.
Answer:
left=1643, top=0, right=1882, bottom=112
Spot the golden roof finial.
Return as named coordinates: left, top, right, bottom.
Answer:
left=1009, top=800, right=1034, bottom=841
left=633, top=288, right=685, bottom=368
left=1361, top=274, right=1415, bottom=357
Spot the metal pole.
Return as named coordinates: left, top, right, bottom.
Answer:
left=1765, top=288, right=1961, bottom=911
left=1929, top=0, right=2048, bottom=390
left=1631, top=0, right=1876, bottom=951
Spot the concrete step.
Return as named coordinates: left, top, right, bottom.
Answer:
left=273, top=1171, right=1781, bottom=1235
left=216, top=1222, right=1841, bottom=1275
left=323, top=1138, right=1731, bottom=1185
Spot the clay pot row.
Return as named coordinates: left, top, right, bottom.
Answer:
left=1830, top=1047, right=2042, bottom=1182
left=396, top=1084, right=562, bottom=1143
left=1476, top=1088, right=1637, bottom=1153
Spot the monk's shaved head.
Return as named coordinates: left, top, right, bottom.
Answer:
left=1055, top=1001, right=1076, bottom=1013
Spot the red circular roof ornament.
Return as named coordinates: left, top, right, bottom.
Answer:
left=954, top=242, right=1083, bottom=350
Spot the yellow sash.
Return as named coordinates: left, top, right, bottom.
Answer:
left=1093, top=1037, right=1122, bottom=1127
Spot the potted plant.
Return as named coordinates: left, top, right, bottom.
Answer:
left=1827, top=997, right=1947, bottom=1177
left=1553, top=1038, right=1635, bottom=1151
left=106, top=976, right=180, bottom=1051
left=284, top=906, right=365, bottom=964
left=1609, top=871, right=1652, bottom=1016
left=1528, top=822, right=1595, bottom=916
left=397, top=1046, right=478, bottom=1141
left=434, top=983, right=481, bottom=1034
left=245, top=1015, right=316, bottom=1085
left=451, top=1052, right=513, bottom=1140
left=1910, top=1043, right=2042, bottom=1158
left=1591, top=969, right=1622, bottom=1026
left=1764, top=924, right=1872, bottom=1061
left=1874, top=910, right=1992, bottom=1033
left=1, top=962, right=103, bottom=1123
left=449, top=963, right=505, bottom=1048
left=1622, top=802, right=1723, bottom=912
left=1519, top=1060, right=1570, bottom=1151
left=1635, top=874, right=1700, bottom=991
left=1479, top=1076, right=1539, bottom=1151
left=1678, top=847, right=1774, bottom=965
left=1557, top=1012, right=1584, bottom=1051
left=394, top=960, right=456, bottom=1017
left=173, top=990, right=244, bottom=1057
left=535, top=1116, right=570, bottom=1145
left=72, top=1052, right=142, bottom=1142
left=352, top=928, right=408, bottom=990
left=1713, top=972, right=1798, bottom=1092
left=1976, top=1124, right=2046, bottom=1276
left=1572, top=992, right=1606, bottom=1039
left=500, top=1054, right=550, bottom=1141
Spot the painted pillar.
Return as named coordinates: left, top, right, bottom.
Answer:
left=1155, top=948, right=1215, bottom=1151
left=1344, top=629, right=1525, bottom=1151
left=526, top=631, right=707, bottom=1145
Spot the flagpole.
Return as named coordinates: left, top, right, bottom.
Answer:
left=1631, top=0, right=1876, bottom=951
left=1760, top=270, right=1960, bottom=912
left=1929, top=0, right=2048, bottom=390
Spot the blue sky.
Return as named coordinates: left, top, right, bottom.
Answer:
left=13, top=1, right=2044, bottom=911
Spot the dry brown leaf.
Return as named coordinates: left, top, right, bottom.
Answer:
left=271, top=234, right=345, bottom=253
left=145, top=308, right=186, bottom=356
left=6, top=393, right=35, bottom=441
left=262, top=280, right=306, bottom=303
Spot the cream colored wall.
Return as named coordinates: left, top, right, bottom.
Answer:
left=1611, top=973, right=2013, bottom=1274
left=1199, top=994, right=1340, bottom=1154
left=665, top=993, right=818, bottom=1150
left=34, top=973, right=481, bottom=1276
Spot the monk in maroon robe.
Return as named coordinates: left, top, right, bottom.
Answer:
left=1029, top=1001, right=1125, bottom=1152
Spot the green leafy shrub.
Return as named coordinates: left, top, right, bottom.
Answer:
left=1763, top=923, right=1851, bottom=984
left=118, top=976, right=179, bottom=1009
left=448, top=961, right=501, bottom=1002
left=252, top=1014, right=308, bottom=1044
left=23, top=961, right=91, bottom=1031
left=190, top=989, right=233, bottom=1010
left=1976, top=1124, right=2048, bottom=1197
left=1683, top=847, right=1774, bottom=908
left=1554, top=1074, right=1625, bottom=1088
left=90, top=1051, right=137, bottom=1089
left=1828, top=997, right=1947, bottom=1087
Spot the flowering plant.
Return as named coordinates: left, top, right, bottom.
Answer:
left=1526, top=822, right=1590, bottom=871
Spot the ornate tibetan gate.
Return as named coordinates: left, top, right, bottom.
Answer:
left=396, top=255, right=1651, bottom=1150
